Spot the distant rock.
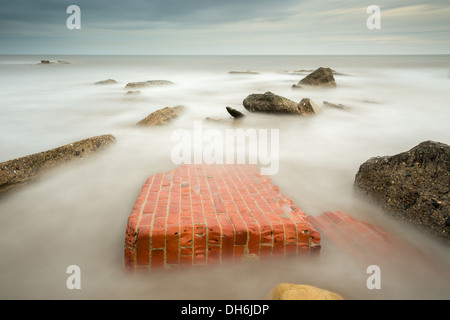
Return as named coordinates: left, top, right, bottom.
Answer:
left=125, top=90, right=141, bottom=95
left=323, top=101, right=351, bottom=110
left=243, top=92, right=300, bottom=115
left=354, top=140, right=450, bottom=244
left=95, top=79, right=118, bottom=85
left=298, top=98, right=321, bottom=115
left=137, top=106, right=184, bottom=126
left=57, top=60, right=71, bottom=64
left=39, top=60, right=51, bottom=64
left=0, top=134, right=116, bottom=196
left=293, top=67, right=337, bottom=88
left=270, top=283, right=344, bottom=300
left=226, top=106, right=246, bottom=119
left=125, top=80, right=174, bottom=89
left=228, top=70, right=259, bottom=74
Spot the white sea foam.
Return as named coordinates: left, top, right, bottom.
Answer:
left=0, top=55, right=449, bottom=299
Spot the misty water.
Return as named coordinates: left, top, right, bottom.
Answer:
left=0, top=55, right=449, bottom=299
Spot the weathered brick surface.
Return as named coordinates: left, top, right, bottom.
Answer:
left=124, top=164, right=321, bottom=271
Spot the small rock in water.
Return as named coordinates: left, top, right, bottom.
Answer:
left=323, top=101, right=351, bottom=110
left=40, top=60, right=51, bottom=64
left=294, top=67, right=337, bottom=88
left=137, top=106, right=184, bottom=126
left=298, top=98, right=321, bottom=115
left=226, top=106, right=246, bottom=119
left=95, top=79, right=118, bottom=85
left=125, top=80, right=174, bottom=89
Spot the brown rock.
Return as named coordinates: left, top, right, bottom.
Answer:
left=243, top=91, right=300, bottom=115
left=298, top=98, right=321, bottom=115
left=0, top=134, right=116, bottom=195
left=294, top=67, right=337, bottom=88
left=125, top=80, right=174, bottom=89
left=270, top=283, right=344, bottom=300
left=137, top=106, right=184, bottom=126
left=95, top=79, right=118, bottom=85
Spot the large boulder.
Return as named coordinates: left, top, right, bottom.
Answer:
left=0, top=134, right=116, bottom=195
left=293, top=67, right=336, bottom=88
left=270, top=283, right=344, bottom=300
left=137, top=106, right=184, bottom=126
left=243, top=92, right=300, bottom=115
left=354, top=141, right=450, bottom=244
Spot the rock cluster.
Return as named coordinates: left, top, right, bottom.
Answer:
left=354, top=140, right=450, bottom=244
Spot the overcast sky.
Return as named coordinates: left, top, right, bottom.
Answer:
left=0, top=0, right=449, bottom=55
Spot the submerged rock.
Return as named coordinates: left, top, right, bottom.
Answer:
left=294, top=67, right=337, bottom=88
left=270, top=283, right=344, bottom=300
left=323, top=101, right=351, bottom=110
left=243, top=92, right=300, bottom=115
left=126, top=90, right=141, bottom=95
left=228, top=70, right=259, bottom=74
left=354, top=141, right=450, bottom=244
left=0, top=134, right=116, bottom=195
left=125, top=80, right=174, bottom=89
left=95, top=79, right=118, bottom=85
left=137, top=106, right=184, bottom=126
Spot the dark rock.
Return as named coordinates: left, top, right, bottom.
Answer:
left=95, top=79, right=118, bottom=85
left=354, top=140, right=450, bottom=244
left=137, top=106, right=184, bottom=126
left=40, top=60, right=51, bottom=64
left=226, top=106, right=246, bottom=119
left=295, top=67, right=336, bottom=88
left=243, top=92, right=301, bottom=115
left=298, top=98, right=321, bottom=115
left=125, top=80, right=174, bottom=89
left=0, top=134, right=116, bottom=196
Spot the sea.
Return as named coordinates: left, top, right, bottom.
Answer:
left=0, top=54, right=449, bottom=299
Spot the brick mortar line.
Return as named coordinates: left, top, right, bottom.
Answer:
left=196, top=164, right=211, bottom=265
left=166, top=169, right=181, bottom=266
left=242, top=166, right=276, bottom=255
left=207, top=164, right=224, bottom=263
left=214, top=165, right=238, bottom=260
left=180, top=165, right=194, bottom=266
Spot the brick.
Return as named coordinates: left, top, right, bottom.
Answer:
left=124, top=164, right=321, bottom=271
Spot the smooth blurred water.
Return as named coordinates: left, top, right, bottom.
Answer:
left=0, top=54, right=449, bottom=299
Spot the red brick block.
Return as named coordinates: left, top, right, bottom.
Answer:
left=124, top=164, right=321, bottom=271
